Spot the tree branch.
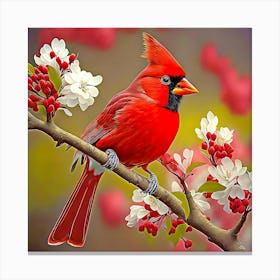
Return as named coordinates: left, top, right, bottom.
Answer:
left=231, top=208, right=252, bottom=236
left=28, top=112, right=250, bottom=251
left=28, top=112, right=185, bottom=220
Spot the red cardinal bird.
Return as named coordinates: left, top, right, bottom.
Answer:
left=48, top=33, right=198, bottom=247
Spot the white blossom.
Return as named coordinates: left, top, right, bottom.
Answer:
left=34, top=38, right=69, bottom=71
left=238, top=171, right=252, bottom=192
left=132, top=189, right=146, bottom=202
left=57, top=60, right=103, bottom=111
left=173, top=148, right=193, bottom=173
left=216, top=127, right=234, bottom=145
left=131, top=189, right=169, bottom=215
left=208, top=157, right=247, bottom=188
left=195, top=111, right=218, bottom=141
left=125, top=205, right=149, bottom=227
left=211, top=185, right=246, bottom=213
left=190, top=190, right=211, bottom=212
left=125, top=189, right=169, bottom=228
left=144, top=195, right=169, bottom=215
left=209, top=158, right=250, bottom=213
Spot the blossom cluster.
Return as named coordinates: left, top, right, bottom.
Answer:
left=28, top=38, right=103, bottom=117
left=194, top=111, right=252, bottom=214
left=28, top=65, right=59, bottom=113
left=125, top=189, right=169, bottom=236
left=195, top=111, right=234, bottom=163
left=125, top=189, right=193, bottom=250
left=209, top=157, right=252, bottom=213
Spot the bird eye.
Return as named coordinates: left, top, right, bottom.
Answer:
left=160, top=75, right=171, bottom=85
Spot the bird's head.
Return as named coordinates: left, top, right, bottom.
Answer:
left=132, top=33, right=198, bottom=112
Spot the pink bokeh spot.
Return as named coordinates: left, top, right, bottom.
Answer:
left=201, top=43, right=252, bottom=115
left=98, top=189, right=128, bottom=226
left=38, top=28, right=118, bottom=51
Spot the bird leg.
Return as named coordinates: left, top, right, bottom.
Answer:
left=102, top=149, right=119, bottom=171
left=145, top=171, right=159, bottom=195
left=141, top=165, right=159, bottom=195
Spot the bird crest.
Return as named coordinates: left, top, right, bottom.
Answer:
left=142, top=32, right=185, bottom=76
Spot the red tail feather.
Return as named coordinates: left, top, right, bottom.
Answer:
left=48, top=165, right=102, bottom=247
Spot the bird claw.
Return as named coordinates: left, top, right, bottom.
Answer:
left=102, top=149, right=119, bottom=171
left=144, top=172, right=158, bottom=195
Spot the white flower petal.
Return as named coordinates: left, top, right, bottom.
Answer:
left=132, top=189, right=145, bottom=202
left=223, top=202, right=232, bottom=213
left=66, top=97, right=78, bottom=107
left=144, top=196, right=169, bottom=215
left=40, top=44, right=52, bottom=55
left=229, top=186, right=245, bottom=199
left=57, top=107, right=73, bottom=116
left=79, top=101, right=90, bottom=111
left=88, top=75, right=103, bottom=86
left=70, top=60, right=81, bottom=73
left=211, top=190, right=225, bottom=200
left=87, top=86, right=99, bottom=97
left=195, top=128, right=204, bottom=140
left=208, top=166, right=218, bottom=179
left=70, top=83, right=82, bottom=94
left=64, top=73, right=76, bottom=84
left=173, top=153, right=182, bottom=165
left=221, top=157, right=234, bottom=171
left=238, top=173, right=251, bottom=190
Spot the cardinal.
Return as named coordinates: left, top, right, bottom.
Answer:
left=48, top=33, right=198, bottom=247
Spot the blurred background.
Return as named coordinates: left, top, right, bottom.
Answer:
left=28, top=28, right=252, bottom=252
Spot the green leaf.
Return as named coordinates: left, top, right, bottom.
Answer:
left=199, top=148, right=209, bottom=157
left=28, top=63, right=34, bottom=75
left=48, top=65, right=62, bottom=91
left=37, top=105, right=46, bottom=121
left=198, top=181, right=226, bottom=193
left=168, top=223, right=187, bottom=246
left=187, top=162, right=206, bottom=173
left=165, top=215, right=172, bottom=232
left=172, top=191, right=190, bottom=219
left=143, top=228, right=155, bottom=243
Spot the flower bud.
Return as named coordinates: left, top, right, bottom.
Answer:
left=47, top=104, right=55, bottom=113
left=184, top=239, right=192, bottom=249
left=50, top=51, right=56, bottom=58
left=201, top=142, right=208, bottom=150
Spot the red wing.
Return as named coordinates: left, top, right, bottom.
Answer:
left=72, top=91, right=150, bottom=170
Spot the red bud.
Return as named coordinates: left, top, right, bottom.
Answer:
left=61, top=61, right=69, bottom=70
left=47, top=104, right=55, bottom=113
left=208, top=146, right=215, bottom=155
left=201, top=142, right=208, bottom=150
left=211, top=133, right=217, bottom=141
left=69, top=53, right=76, bottom=63
left=50, top=51, right=56, bottom=58
left=184, top=239, right=192, bottom=249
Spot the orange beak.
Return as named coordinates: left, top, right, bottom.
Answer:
left=172, top=78, right=198, bottom=95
